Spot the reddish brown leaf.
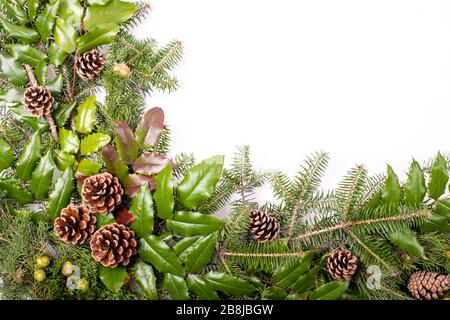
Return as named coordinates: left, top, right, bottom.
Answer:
left=115, top=205, right=137, bottom=225
left=102, top=144, right=129, bottom=183
left=124, top=174, right=152, bottom=197
left=116, top=121, right=139, bottom=164
left=132, top=152, right=171, bottom=176
left=135, top=107, right=165, bottom=148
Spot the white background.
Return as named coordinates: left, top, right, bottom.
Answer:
left=135, top=0, right=450, bottom=201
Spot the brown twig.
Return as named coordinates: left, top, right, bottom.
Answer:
left=23, top=64, right=38, bottom=87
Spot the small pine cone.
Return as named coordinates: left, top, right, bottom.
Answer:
left=327, top=249, right=358, bottom=281
left=76, top=49, right=105, bottom=80
left=81, top=172, right=124, bottom=215
left=54, top=205, right=97, bottom=245
left=408, top=270, right=450, bottom=300
left=22, top=86, right=54, bottom=117
left=249, top=210, right=280, bottom=243
left=90, top=223, right=137, bottom=268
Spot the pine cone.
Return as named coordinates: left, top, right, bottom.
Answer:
left=81, top=172, right=124, bottom=215
left=327, top=249, right=358, bottom=281
left=22, top=86, right=53, bottom=117
left=249, top=210, right=280, bottom=243
left=90, top=223, right=137, bottom=268
left=408, top=270, right=450, bottom=300
left=54, top=205, right=97, bottom=245
left=76, top=49, right=105, bottom=80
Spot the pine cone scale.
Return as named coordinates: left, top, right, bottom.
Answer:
left=327, top=249, right=358, bottom=281
left=22, top=86, right=54, bottom=117
left=81, top=172, right=124, bottom=215
left=76, top=49, right=105, bottom=80
left=54, top=205, right=96, bottom=245
left=408, top=271, right=450, bottom=300
left=249, top=210, right=280, bottom=243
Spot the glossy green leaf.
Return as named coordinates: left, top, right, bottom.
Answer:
left=0, top=138, right=14, bottom=171
left=102, top=145, right=128, bottom=184
left=420, top=213, right=450, bottom=233
left=0, top=18, right=39, bottom=43
left=179, top=233, right=217, bottom=273
left=8, top=103, right=49, bottom=131
left=76, top=23, right=120, bottom=54
left=0, top=54, right=28, bottom=86
left=166, top=211, right=225, bottom=236
left=116, top=121, right=139, bottom=164
left=0, top=87, right=24, bottom=104
left=77, top=159, right=102, bottom=176
left=163, top=273, right=189, bottom=300
left=16, top=132, right=41, bottom=181
left=34, top=62, right=47, bottom=85
left=133, top=261, right=158, bottom=300
left=47, top=73, right=63, bottom=95
left=272, top=251, right=315, bottom=289
left=380, top=165, right=401, bottom=207
left=309, top=281, right=349, bottom=300
left=187, top=275, right=219, bottom=300
left=53, top=102, right=76, bottom=127
left=99, top=265, right=126, bottom=293
left=54, top=0, right=83, bottom=26
left=428, top=153, right=449, bottom=200
left=48, top=43, right=68, bottom=66
left=154, top=164, right=174, bottom=219
left=129, top=185, right=154, bottom=237
left=84, top=0, right=137, bottom=31
left=29, top=150, right=56, bottom=200
left=75, top=95, right=96, bottom=134
left=80, top=133, right=111, bottom=155
left=204, top=272, right=256, bottom=296
left=177, top=155, right=224, bottom=209
left=59, top=128, right=80, bottom=154
left=388, top=228, right=427, bottom=259
left=47, top=168, right=74, bottom=221
left=2, top=1, right=29, bottom=24
left=6, top=44, right=47, bottom=67
left=0, top=181, right=34, bottom=205
left=89, top=0, right=113, bottom=5
left=173, top=237, right=199, bottom=256
left=27, top=0, right=39, bottom=20
left=53, top=150, right=76, bottom=171
left=434, top=199, right=450, bottom=220
left=35, top=0, right=60, bottom=42
left=96, top=213, right=115, bottom=228
left=54, top=17, right=77, bottom=53
left=139, top=235, right=184, bottom=276
left=405, top=160, right=426, bottom=208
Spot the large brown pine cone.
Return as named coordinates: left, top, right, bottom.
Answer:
left=22, top=86, right=53, bottom=117
left=76, top=49, right=105, bottom=80
left=81, top=172, right=124, bottom=215
left=90, top=223, right=137, bottom=268
left=54, top=205, right=97, bottom=245
left=249, top=209, right=280, bottom=243
left=408, top=270, right=450, bottom=300
left=327, top=249, right=358, bottom=281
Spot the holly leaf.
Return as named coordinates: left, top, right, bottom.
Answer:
left=132, top=152, right=171, bottom=176
left=75, top=95, right=96, bottom=134
left=173, top=237, right=199, bottom=256
left=163, top=273, right=190, bottom=300
left=308, top=281, right=349, bottom=300
left=154, top=164, right=174, bottom=219
left=428, top=153, right=449, bottom=200
left=166, top=211, right=224, bottom=236
left=99, top=265, right=126, bottom=293
left=76, top=159, right=102, bottom=176
left=0, top=18, right=39, bottom=43
left=179, top=233, right=217, bottom=273
left=84, top=0, right=137, bottom=31
left=0, top=181, right=34, bottom=205
left=55, top=0, right=83, bottom=26
left=80, top=133, right=111, bottom=155
left=116, top=205, right=137, bottom=225
left=176, top=155, right=224, bottom=209
left=272, top=251, right=315, bottom=289
left=6, top=44, right=47, bottom=67
left=404, top=160, right=426, bottom=208
left=47, top=168, right=74, bottom=221
left=204, top=272, right=256, bottom=296
left=53, top=102, right=76, bottom=127
left=129, top=185, right=154, bottom=237
left=123, top=174, right=152, bottom=197
left=30, top=150, right=56, bottom=200
left=388, top=228, right=427, bottom=260
left=187, top=275, right=219, bottom=300
left=35, top=0, right=60, bottom=42
left=420, top=213, right=450, bottom=233
left=102, top=145, right=128, bottom=184
left=434, top=199, right=450, bottom=220
left=48, top=42, right=68, bottom=66
left=16, top=132, right=41, bottom=181
left=380, top=165, right=401, bottom=208
left=135, top=107, right=165, bottom=149
left=133, top=261, right=158, bottom=300
left=0, top=138, right=14, bottom=171
left=76, top=23, right=120, bottom=54
left=27, top=0, right=39, bottom=20
left=116, top=121, right=139, bottom=164
left=59, top=128, right=80, bottom=154
left=53, top=150, right=76, bottom=171
left=139, top=235, right=184, bottom=276
left=0, top=54, right=28, bottom=86
left=54, top=17, right=77, bottom=53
